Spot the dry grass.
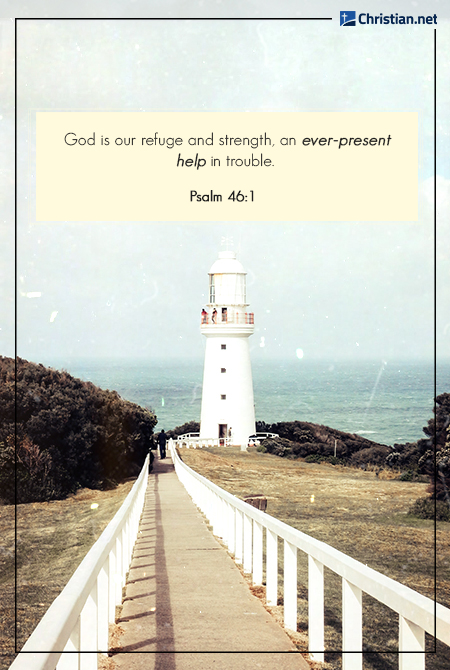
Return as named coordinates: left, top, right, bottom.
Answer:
left=0, top=480, right=135, bottom=670
left=180, top=446, right=450, bottom=670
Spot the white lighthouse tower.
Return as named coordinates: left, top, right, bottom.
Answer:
left=200, top=250, right=256, bottom=448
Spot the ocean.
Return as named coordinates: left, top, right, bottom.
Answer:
left=54, top=358, right=448, bottom=447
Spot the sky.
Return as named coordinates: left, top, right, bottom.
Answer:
left=1, top=1, right=449, bottom=367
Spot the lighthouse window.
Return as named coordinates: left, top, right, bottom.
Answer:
left=209, top=275, right=215, bottom=303
left=221, top=394, right=226, bottom=400
left=221, top=344, right=226, bottom=350
left=221, top=368, right=226, bottom=373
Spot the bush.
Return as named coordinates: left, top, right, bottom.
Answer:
left=257, top=423, right=395, bottom=468
left=305, top=454, right=322, bottom=463
left=350, top=446, right=391, bottom=468
left=409, top=496, right=450, bottom=522
left=385, top=451, right=401, bottom=468
left=417, top=394, right=450, bottom=502
left=0, top=357, right=157, bottom=504
left=304, top=453, right=345, bottom=465
left=399, top=470, right=414, bottom=481
left=386, top=442, right=420, bottom=470
left=291, top=441, right=319, bottom=458
left=258, top=437, right=297, bottom=458
left=327, top=455, right=344, bottom=465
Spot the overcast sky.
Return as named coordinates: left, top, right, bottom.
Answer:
left=1, top=2, right=449, bottom=366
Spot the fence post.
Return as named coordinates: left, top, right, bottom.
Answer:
left=115, top=535, right=122, bottom=605
left=97, top=559, right=109, bottom=653
left=122, top=525, right=128, bottom=581
left=221, top=499, right=229, bottom=546
left=243, top=513, right=252, bottom=574
left=79, top=585, right=97, bottom=670
left=283, top=540, right=297, bottom=632
left=128, top=511, right=134, bottom=562
left=203, top=487, right=211, bottom=524
left=219, top=497, right=227, bottom=540
left=192, top=477, right=198, bottom=507
left=252, top=520, right=263, bottom=586
left=399, top=616, right=425, bottom=670
left=266, top=529, right=278, bottom=606
left=228, top=503, right=236, bottom=554
left=308, top=556, right=324, bottom=662
left=342, top=579, right=363, bottom=670
left=108, top=546, right=116, bottom=623
left=58, top=617, right=80, bottom=670
left=216, top=493, right=223, bottom=537
left=235, top=509, right=243, bottom=564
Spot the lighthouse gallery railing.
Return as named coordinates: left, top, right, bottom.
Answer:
left=170, top=440, right=450, bottom=670
left=201, top=311, right=254, bottom=325
left=9, top=455, right=150, bottom=670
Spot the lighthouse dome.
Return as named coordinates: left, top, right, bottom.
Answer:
left=208, top=251, right=248, bottom=306
left=209, top=251, right=246, bottom=275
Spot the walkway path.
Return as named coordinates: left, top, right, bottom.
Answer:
left=112, top=454, right=310, bottom=670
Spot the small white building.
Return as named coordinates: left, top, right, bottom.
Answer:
left=199, top=250, right=256, bottom=448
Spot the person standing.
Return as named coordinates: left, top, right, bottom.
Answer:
left=158, top=429, right=167, bottom=459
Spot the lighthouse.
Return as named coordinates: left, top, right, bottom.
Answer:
left=199, top=250, right=256, bottom=448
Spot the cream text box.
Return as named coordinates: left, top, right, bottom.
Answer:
left=36, top=112, right=418, bottom=222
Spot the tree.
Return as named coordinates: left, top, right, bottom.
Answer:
left=417, top=393, right=450, bottom=507
left=166, top=421, right=200, bottom=439
left=0, top=357, right=157, bottom=504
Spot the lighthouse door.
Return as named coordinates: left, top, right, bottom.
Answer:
left=218, top=423, right=227, bottom=447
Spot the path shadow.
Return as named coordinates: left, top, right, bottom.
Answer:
left=153, top=469, right=176, bottom=669
left=155, top=458, right=175, bottom=474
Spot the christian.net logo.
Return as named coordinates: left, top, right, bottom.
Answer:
left=340, top=11, right=356, bottom=26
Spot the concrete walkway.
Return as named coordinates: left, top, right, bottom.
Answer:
left=112, top=454, right=310, bottom=670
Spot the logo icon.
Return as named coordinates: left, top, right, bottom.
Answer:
left=340, top=11, right=356, bottom=26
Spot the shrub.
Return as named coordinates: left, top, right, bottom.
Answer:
left=385, top=451, right=401, bottom=468
left=350, top=446, right=391, bottom=468
left=258, top=437, right=297, bottom=458
left=304, top=453, right=345, bottom=466
left=387, top=442, right=420, bottom=470
left=409, top=496, right=450, bottom=522
left=305, top=454, right=322, bottom=463
left=259, top=420, right=389, bottom=462
left=326, top=455, right=345, bottom=465
left=399, top=470, right=414, bottom=481
left=417, top=394, right=450, bottom=502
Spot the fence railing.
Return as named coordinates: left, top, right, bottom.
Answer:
left=169, top=440, right=450, bottom=669
left=200, top=311, right=254, bottom=325
left=176, top=433, right=231, bottom=448
left=10, top=455, right=150, bottom=670
left=175, top=432, right=279, bottom=449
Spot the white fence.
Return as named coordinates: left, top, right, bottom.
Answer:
left=175, top=432, right=279, bottom=449
left=176, top=433, right=234, bottom=448
left=10, top=455, right=150, bottom=670
left=170, top=440, right=450, bottom=669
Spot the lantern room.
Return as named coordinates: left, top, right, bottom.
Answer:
left=208, top=251, right=247, bottom=306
